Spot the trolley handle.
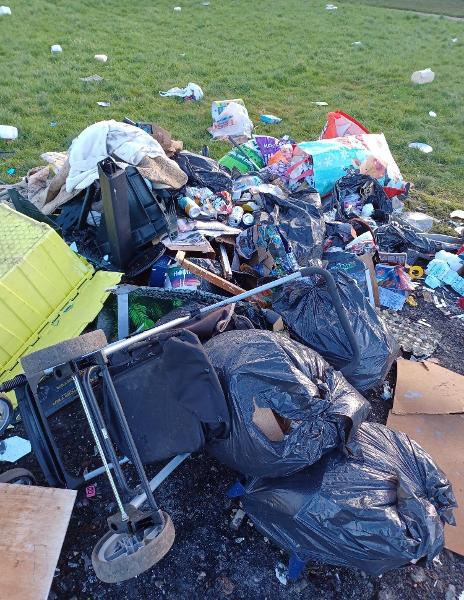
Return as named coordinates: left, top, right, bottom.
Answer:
left=299, top=267, right=361, bottom=377
left=0, top=374, right=27, bottom=394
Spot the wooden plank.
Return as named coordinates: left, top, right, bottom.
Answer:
left=0, top=483, right=76, bottom=600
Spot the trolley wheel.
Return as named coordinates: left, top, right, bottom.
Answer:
left=0, top=395, right=13, bottom=435
left=0, top=468, right=36, bottom=485
left=92, top=511, right=175, bottom=583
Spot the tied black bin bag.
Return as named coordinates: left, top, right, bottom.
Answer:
left=333, top=174, right=393, bottom=222
left=204, top=330, right=369, bottom=478
left=174, top=151, right=232, bottom=193
left=272, top=271, right=399, bottom=392
left=242, top=422, right=456, bottom=576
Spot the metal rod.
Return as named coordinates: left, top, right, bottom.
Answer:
left=72, top=374, right=129, bottom=521
left=131, top=453, right=190, bottom=510
left=83, top=457, right=129, bottom=481
left=82, top=367, right=135, bottom=499
left=103, top=270, right=304, bottom=357
left=100, top=366, right=161, bottom=520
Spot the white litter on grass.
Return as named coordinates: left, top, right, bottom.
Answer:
left=411, top=68, right=435, bottom=85
left=452, top=38, right=459, bottom=43
left=326, top=3, right=338, bottom=10
left=80, top=75, right=103, bottom=83
left=352, top=41, right=363, bottom=47
left=451, top=210, right=464, bottom=220
left=95, top=54, right=108, bottom=62
left=51, top=44, right=62, bottom=54
left=97, top=101, right=111, bottom=107
left=0, top=125, right=18, bottom=140
left=275, top=563, right=288, bottom=586
left=173, top=6, right=182, bottom=10
left=311, top=101, right=328, bottom=106
left=429, top=111, right=437, bottom=118
left=0, top=436, right=31, bottom=462
left=409, top=142, right=433, bottom=154
left=0, top=6, right=12, bottom=15
left=458, top=590, right=464, bottom=600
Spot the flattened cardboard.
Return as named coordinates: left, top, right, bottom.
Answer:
left=388, top=360, right=464, bottom=556
left=358, top=252, right=380, bottom=307
left=394, top=360, right=464, bottom=415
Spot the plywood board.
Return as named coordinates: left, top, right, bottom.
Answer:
left=0, top=483, right=76, bottom=600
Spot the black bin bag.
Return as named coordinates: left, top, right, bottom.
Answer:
left=204, top=330, right=370, bottom=478
left=174, top=151, right=232, bottom=193
left=261, top=190, right=326, bottom=266
left=272, top=271, right=400, bottom=392
left=241, top=422, right=456, bottom=576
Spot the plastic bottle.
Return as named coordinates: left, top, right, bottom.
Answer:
left=0, top=125, right=18, bottom=140
left=411, top=68, right=435, bottom=85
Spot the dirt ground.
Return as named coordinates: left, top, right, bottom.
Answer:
left=5, top=290, right=464, bottom=600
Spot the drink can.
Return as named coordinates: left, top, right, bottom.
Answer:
left=228, top=205, right=244, bottom=227
left=178, top=196, right=201, bottom=219
left=242, top=213, right=254, bottom=227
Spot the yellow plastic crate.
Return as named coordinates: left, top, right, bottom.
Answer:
left=0, top=205, right=121, bottom=406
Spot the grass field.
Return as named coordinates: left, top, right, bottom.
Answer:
left=0, top=0, right=463, bottom=220
left=350, top=0, right=464, bottom=18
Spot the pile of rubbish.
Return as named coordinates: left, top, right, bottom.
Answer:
left=0, top=104, right=462, bottom=584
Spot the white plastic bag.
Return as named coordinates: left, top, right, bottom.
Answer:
left=159, top=82, right=203, bottom=101
left=411, top=68, right=435, bottom=85
left=208, top=101, right=253, bottom=139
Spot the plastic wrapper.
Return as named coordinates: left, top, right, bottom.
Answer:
left=219, top=139, right=266, bottom=173
left=319, top=111, right=370, bottom=140
left=174, top=151, right=232, bottom=192
left=242, top=422, right=456, bottom=576
left=332, top=173, right=393, bottom=222
left=298, top=134, right=407, bottom=198
left=272, top=271, right=399, bottom=392
left=261, top=189, right=325, bottom=265
left=208, top=100, right=253, bottom=139
left=204, top=330, right=370, bottom=478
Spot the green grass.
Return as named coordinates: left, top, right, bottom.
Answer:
left=348, top=0, right=464, bottom=18
left=0, top=0, right=463, bottom=220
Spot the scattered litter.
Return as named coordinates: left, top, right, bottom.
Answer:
left=0, top=5, right=11, bottom=15
left=452, top=38, right=459, bottom=43
left=450, top=210, right=464, bottom=220
left=411, top=68, right=435, bottom=85
left=159, top=82, right=203, bottom=102
left=325, top=4, right=338, bottom=10
left=50, top=121, right=58, bottom=127
left=202, top=1, right=210, bottom=5
left=6, top=167, right=16, bottom=176
left=275, top=563, right=288, bottom=586
left=429, top=111, right=437, bottom=118
left=230, top=508, right=246, bottom=530
left=173, top=6, right=182, bottom=11
left=85, top=484, right=96, bottom=499
left=80, top=74, right=103, bottom=83
left=381, top=382, right=392, bottom=401
left=50, top=44, right=62, bottom=55
left=409, top=142, right=433, bottom=154
left=94, top=54, right=108, bottom=62
left=0, top=436, right=32, bottom=462
left=379, top=310, right=441, bottom=358
left=259, top=114, right=282, bottom=125
left=352, top=41, right=363, bottom=47
left=209, top=99, right=253, bottom=139
left=96, top=101, right=111, bottom=107
left=311, top=101, right=328, bottom=106
left=0, top=125, right=18, bottom=140
left=401, top=211, right=437, bottom=233
left=234, top=537, right=245, bottom=544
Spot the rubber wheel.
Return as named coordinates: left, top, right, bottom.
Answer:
left=92, top=511, right=175, bottom=583
left=0, top=468, right=36, bottom=485
left=0, top=395, right=13, bottom=435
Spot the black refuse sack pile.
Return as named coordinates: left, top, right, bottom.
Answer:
left=204, top=330, right=455, bottom=574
